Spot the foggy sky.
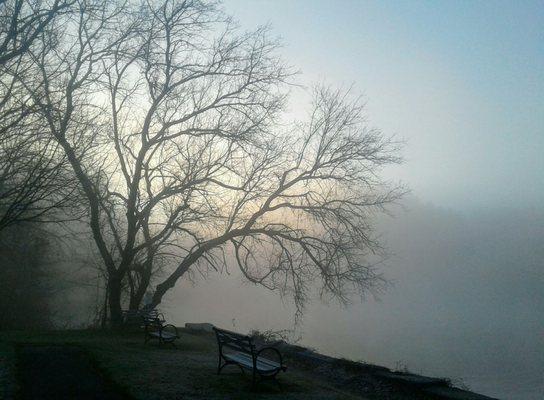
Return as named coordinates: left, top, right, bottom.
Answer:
left=223, top=0, right=544, bottom=210
left=51, top=2, right=543, bottom=399
left=157, top=2, right=544, bottom=399
left=163, top=198, right=544, bottom=400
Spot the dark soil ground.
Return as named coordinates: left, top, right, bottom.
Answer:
left=17, top=345, right=131, bottom=400
left=0, top=329, right=496, bottom=400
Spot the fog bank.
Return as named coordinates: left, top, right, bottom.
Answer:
left=162, top=198, right=544, bottom=400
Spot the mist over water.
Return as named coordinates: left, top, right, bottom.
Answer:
left=163, top=197, right=544, bottom=400
left=1, top=1, right=542, bottom=399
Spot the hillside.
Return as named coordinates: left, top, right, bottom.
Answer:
left=0, top=327, right=498, bottom=399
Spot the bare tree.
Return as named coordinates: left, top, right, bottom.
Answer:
left=0, top=0, right=78, bottom=230
left=148, top=85, right=405, bottom=314
left=29, top=0, right=404, bottom=326
left=0, top=124, right=77, bottom=230
left=0, top=0, right=74, bottom=65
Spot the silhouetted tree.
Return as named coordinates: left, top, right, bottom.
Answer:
left=0, top=0, right=73, bottom=66
left=27, top=0, right=404, bottom=326
left=0, top=0, right=78, bottom=230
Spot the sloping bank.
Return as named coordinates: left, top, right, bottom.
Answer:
left=0, top=326, right=499, bottom=400
left=186, top=322, right=499, bottom=400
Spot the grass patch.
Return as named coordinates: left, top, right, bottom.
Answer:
left=0, top=339, right=17, bottom=400
left=0, top=328, right=365, bottom=400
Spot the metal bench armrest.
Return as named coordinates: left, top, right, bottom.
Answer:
left=160, top=324, right=179, bottom=337
left=157, top=313, right=166, bottom=322
left=256, top=346, right=286, bottom=371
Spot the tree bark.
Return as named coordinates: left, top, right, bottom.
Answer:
left=107, top=274, right=123, bottom=328
left=128, top=279, right=147, bottom=311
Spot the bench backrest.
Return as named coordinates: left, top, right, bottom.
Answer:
left=123, top=308, right=162, bottom=320
left=213, top=327, right=255, bottom=355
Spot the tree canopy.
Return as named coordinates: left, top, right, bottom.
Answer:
left=1, top=0, right=404, bottom=325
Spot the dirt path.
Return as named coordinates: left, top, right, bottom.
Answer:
left=17, top=345, right=132, bottom=400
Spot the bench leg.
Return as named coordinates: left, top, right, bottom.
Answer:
left=217, top=356, right=223, bottom=375
left=217, top=360, right=245, bottom=376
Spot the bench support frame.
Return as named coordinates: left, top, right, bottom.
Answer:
left=213, top=327, right=286, bottom=387
left=143, top=315, right=179, bottom=346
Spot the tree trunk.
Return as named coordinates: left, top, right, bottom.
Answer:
left=100, top=282, right=108, bottom=329
left=151, top=259, right=193, bottom=308
left=108, top=275, right=123, bottom=328
left=151, top=240, right=226, bottom=308
left=128, top=284, right=145, bottom=311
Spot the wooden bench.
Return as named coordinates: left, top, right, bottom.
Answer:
left=142, top=313, right=179, bottom=346
left=213, top=327, right=287, bottom=385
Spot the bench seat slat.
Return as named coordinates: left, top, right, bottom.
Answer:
left=148, top=331, right=177, bottom=340
left=224, top=351, right=281, bottom=372
left=214, top=327, right=286, bottom=382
